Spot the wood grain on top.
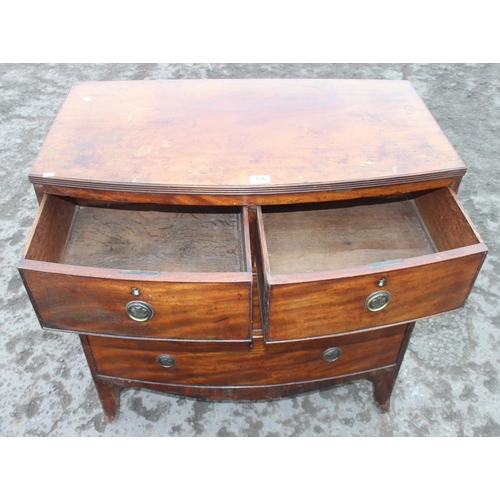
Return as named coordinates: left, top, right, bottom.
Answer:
left=29, top=79, right=466, bottom=195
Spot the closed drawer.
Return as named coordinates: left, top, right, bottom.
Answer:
left=88, top=324, right=407, bottom=386
left=256, top=188, right=487, bottom=341
left=19, top=195, right=252, bottom=340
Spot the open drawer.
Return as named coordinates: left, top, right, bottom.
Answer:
left=256, top=188, right=487, bottom=342
left=19, top=195, right=252, bottom=340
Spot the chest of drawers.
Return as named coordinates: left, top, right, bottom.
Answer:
left=19, top=79, right=487, bottom=421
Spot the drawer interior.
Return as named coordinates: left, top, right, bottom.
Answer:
left=26, top=196, right=250, bottom=273
left=261, top=188, right=480, bottom=274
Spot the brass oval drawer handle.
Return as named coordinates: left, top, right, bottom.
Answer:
left=323, top=347, right=342, bottom=363
left=157, top=354, right=176, bottom=368
left=365, top=291, right=391, bottom=312
left=125, top=300, right=154, bottom=322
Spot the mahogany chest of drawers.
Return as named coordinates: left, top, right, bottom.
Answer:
left=19, top=79, right=487, bottom=421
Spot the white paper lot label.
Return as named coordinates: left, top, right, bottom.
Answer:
left=249, top=175, right=271, bottom=184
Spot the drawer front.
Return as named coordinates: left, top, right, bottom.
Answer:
left=20, top=268, right=251, bottom=340
left=88, top=325, right=406, bottom=386
left=264, top=252, right=485, bottom=341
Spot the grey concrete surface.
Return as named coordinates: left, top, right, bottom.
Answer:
left=1, top=63, right=498, bottom=436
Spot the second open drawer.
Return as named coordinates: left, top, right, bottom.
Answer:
left=256, top=188, right=487, bottom=342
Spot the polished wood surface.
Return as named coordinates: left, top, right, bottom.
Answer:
left=99, top=365, right=404, bottom=407
left=256, top=188, right=487, bottom=341
left=29, top=80, right=465, bottom=196
left=19, top=80, right=488, bottom=420
left=20, top=268, right=253, bottom=340
left=89, top=324, right=406, bottom=386
left=80, top=335, right=122, bottom=422
left=37, top=177, right=457, bottom=205
left=83, top=324, right=414, bottom=411
left=261, top=251, right=485, bottom=341
left=19, top=195, right=253, bottom=340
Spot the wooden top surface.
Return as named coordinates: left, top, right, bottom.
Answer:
left=29, top=79, right=466, bottom=195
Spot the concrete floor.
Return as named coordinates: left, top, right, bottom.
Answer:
left=1, top=63, right=499, bottom=436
